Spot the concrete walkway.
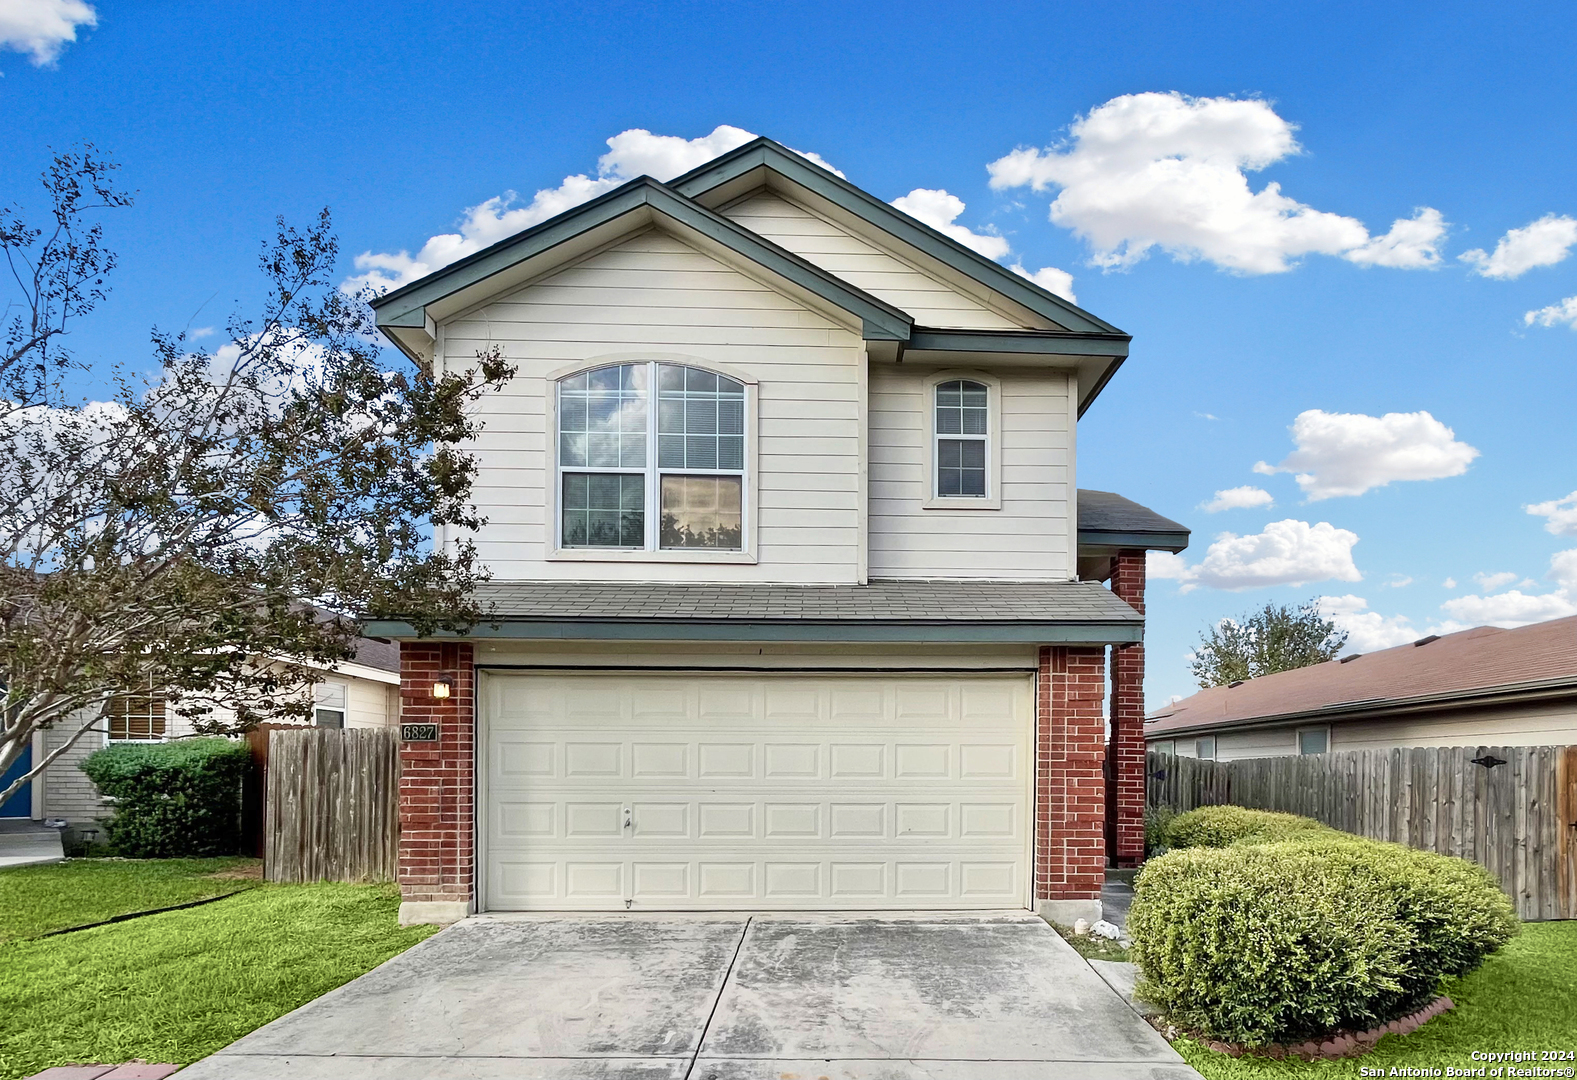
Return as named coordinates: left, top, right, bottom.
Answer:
left=0, top=820, right=64, bottom=868
left=180, top=911, right=1201, bottom=1080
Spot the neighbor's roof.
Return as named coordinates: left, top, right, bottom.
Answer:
left=1077, top=490, right=1190, bottom=553
left=1146, top=614, right=1577, bottom=736
left=363, top=579, right=1143, bottom=645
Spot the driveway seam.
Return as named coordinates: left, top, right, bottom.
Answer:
left=683, top=915, right=752, bottom=1080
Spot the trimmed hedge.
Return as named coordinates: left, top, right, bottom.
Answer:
left=1128, top=808, right=1518, bottom=1046
left=79, top=737, right=251, bottom=858
left=1165, top=804, right=1331, bottom=849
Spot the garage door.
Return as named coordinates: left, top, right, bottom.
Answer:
left=480, top=671, right=1034, bottom=911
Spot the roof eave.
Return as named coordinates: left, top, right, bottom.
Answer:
left=362, top=617, right=1143, bottom=645
left=1077, top=529, right=1191, bottom=554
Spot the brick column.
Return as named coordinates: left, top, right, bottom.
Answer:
left=1109, top=550, right=1147, bottom=867
left=1036, top=644, right=1106, bottom=913
left=397, top=641, right=475, bottom=925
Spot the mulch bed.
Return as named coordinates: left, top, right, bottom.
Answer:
left=1171, top=995, right=1455, bottom=1060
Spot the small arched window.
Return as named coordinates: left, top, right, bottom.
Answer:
left=558, top=362, right=746, bottom=551
left=934, top=378, right=989, bottom=497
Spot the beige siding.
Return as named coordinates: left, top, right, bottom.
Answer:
left=722, top=192, right=1024, bottom=330
left=444, top=227, right=864, bottom=584
left=867, top=365, right=1073, bottom=580
left=345, top=678, right=399, bottom=729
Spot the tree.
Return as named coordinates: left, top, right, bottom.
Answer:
left=0, top=161, right=514, bottom=811
left=1189, top=599, right=1349, bottom=688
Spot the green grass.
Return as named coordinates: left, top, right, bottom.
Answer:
left=0, top=880, right=437, bottom=1079
left=0, top=857, right=261, bottom=943
left=1174, top=922, right=1577, bottom=1079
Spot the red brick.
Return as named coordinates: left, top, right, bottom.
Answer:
left=398, top=642, right=476, bottom=906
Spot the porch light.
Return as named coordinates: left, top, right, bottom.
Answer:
left=431, top=676, right=454, bottom=700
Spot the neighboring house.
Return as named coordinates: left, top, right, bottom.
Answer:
left=364, top=137, right=1190, bottom=925
left=15, top=635, right=401, bottom=824
left=1146, top=614, right=1577, bottom=761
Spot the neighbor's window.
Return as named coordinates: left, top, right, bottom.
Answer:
left=1195, top=735, right=1217, bottom=760
left=314, top=682, right=347, bottom=729
left=935, top=379, right=988, bottom=497
left=1151, top=739, right=1176, bottom=757
left=558, top=363, right=746, bottom=552
left=1297, top=727, right=1329, bottom=755
left=106, top=689, right=167, bottom=741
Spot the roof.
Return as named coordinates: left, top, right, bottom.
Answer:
left=350, top=635, right=400, bottom=673
left=1077, top=490, right=1190, bottom=553
left=370, top=139, right=1133, bottom=415
left=362, top=580, right=1143, bottom=645
left=1146, top=614, right=1577, bottom=736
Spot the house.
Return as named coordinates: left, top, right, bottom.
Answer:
left=10, top=635, right=401, bottom=825
left=362, top=138, right=1190, bottom=926
left=1145, top=614, right=1577, bottom=761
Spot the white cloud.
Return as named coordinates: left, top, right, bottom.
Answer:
left=890, top=189, right=1011, bottom=261
left=346, top=127, right=839, bottom=294
left=1459, top=214, right=1577, bottom=279
left=1473, top=570, right=1519, bottom=593
left=1199, top=485, right=1274, bottom=513
left=1525, top=295, right=1577, bottom=330
left=986, top=92, right=1444, bottom=275
left=1527, top=491, right=1577, bottom=536
left=188, top=326, right=216, bottom=340
left=1009, top=263, right=1077, bottom=303
left=1195, top=411, right=1220, bottom=421
left=1385, top=575, right=1413, bottom=588
left=0, top=0, right=94, bottom=65
left=1443, top=577, right=1457, bottom=589
left=1549, top=549, right=1577, bottom=590
left=1438, top=589, right=1577, bottom=628
left=1254, top=409, right=1479, bottom=500
left=1151, top=518, right=1361, bottom=592
left=1317, top=594, right=1418, bottom=652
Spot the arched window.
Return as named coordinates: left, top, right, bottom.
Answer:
left=557, top=362, right=746, bottom=551
left=934, top=378, right=989, bottom=497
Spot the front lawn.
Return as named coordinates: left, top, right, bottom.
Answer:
left=0, top=870, right=436, bottom=1080
left=1175, top=921, right=1577, bottom=1079
left=0, top=857, right=261, bottom=943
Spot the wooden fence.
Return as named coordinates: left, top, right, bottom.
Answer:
left=1147, top=745, right=1577, bottom=921
left=263, top=727, right=401, bottom=884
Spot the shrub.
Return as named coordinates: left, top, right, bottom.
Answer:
left=79, top=737, right=251, bottom=858
left=1129, top=823, right=1518, bottom=1045
left=1144, top=804, right=1178, bottom=856
left=1165, top=804, right=1331, bottom=849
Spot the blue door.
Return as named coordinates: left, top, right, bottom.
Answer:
left=0, top=743, right=32, bottom=817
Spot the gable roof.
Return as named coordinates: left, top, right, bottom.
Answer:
left=668, top=138, right=1123, bottom=337
left=1147, top=614, right=1577, bottom=736
left=1077, top=490, right=1190, bottom=553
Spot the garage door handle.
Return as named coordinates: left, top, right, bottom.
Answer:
left=623, top=806, right=632, bottom=830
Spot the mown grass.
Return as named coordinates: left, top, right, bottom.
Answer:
left=0, top=857, right=261, bottom=943
left=1174, top=921, right=1577, bottom=1079
left=0, top=878, right=436, bottom=1080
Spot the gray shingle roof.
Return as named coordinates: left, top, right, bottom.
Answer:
left=470, top=579, right=1140, bottom=624
left=1077, top=489, right=1189, bottom=551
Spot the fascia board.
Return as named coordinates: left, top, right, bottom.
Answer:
left=906, top=328, right=1130, bottom=358
left=361, top=619, right=1143, bottom=645
left=1078, top=529, right=1191, bottom=554
left=670, top=139, right=1126, bottom=337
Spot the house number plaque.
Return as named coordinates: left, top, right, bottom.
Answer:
left=401, top=723, right=440, bottom=742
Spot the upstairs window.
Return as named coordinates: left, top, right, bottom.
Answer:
left=934, top=379, right=989, bottom=498
left=558, top=362, right=747, bottom=553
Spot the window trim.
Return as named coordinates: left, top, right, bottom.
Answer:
left=1295, top=725, right=1331, bottom=756
left=1150, top=739, right=1176, bottom=757
left=1194, top=735, right=1217, bottom=760
left=922, top=370, right=1002, bottom=511
left=546, top=357, right=759, bottom=563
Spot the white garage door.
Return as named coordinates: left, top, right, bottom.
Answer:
left=480, top=671, right=1034, bottom=911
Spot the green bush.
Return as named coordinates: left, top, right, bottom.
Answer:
left=1144, top=804, right=1177, bottom=855
left=1128, top=817, right=1518, bottom=1046
left=1165, top=804, right=1332, bottom=849
left=79, top=738, right=251, bottom=858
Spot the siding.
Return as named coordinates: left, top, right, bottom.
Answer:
left=444, top=227, right=864, bottom=584
left=722, top=192, right=1025, bottom=330
left=868, top=365, right=1073, bottom=580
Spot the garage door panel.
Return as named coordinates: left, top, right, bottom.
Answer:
left=483, top=673, right=1031, bottom=911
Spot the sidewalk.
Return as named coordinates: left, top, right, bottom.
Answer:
left=0, top=819, right=65, bottom=868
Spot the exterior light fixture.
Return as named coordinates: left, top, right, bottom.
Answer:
left=431, top=676, right=454, bottom=700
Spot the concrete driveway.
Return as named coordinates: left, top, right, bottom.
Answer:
left=179, top=912, right=1201, bottom=1080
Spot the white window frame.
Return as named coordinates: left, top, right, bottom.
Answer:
left=547, top=357, right=759, bottom=564
left=1296, top=725, right=1331, bottom=756
left=923, top=370, right=1002, bottom=510
left=104, top=685, right=169, bottom=743
left=1150, top=739, right=1176, bottom=757
left=314, top=681, right=348, bottom=729
left=1195, top=735, right=1217, bottom=760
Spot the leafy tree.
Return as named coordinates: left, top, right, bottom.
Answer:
left=1189, top=599, right=1349, bottom=688
left=0, top=152, right=514, bottom=811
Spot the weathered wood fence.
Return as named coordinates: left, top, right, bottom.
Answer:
left=1147, top=745, right=1577, bottom=921
left=263, top=727, right=401, bottom=884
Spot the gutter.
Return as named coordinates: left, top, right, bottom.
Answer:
left=361, top=617, right=1144, bottom=646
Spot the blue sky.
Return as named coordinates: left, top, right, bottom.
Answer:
left=4, top=1, right=1576, bottom=705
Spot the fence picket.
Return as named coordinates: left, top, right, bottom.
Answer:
left=262, top=727, right=401, bottom=884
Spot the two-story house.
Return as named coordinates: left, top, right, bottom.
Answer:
left=364, top=139, right=1188, bottom=927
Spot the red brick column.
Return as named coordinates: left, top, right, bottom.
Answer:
left=1110, top=550, right=1147, bottom=867
left=398, top=641, right=475, bottom=915
left=1036, top=644, right=1107, bottom=902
